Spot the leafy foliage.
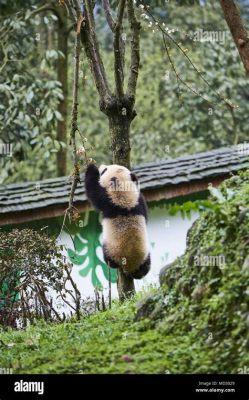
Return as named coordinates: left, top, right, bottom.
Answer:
left=0, top=4, right=65, bottom=183
left=0, top=0, right=248, bottom=179
left=0, top=229, right=81, bottom=327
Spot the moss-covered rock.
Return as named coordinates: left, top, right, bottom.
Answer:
left=135, top=170, right=249, bottom=370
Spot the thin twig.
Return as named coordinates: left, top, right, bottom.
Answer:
left=162, top=34, right=183, bottom=106
left=162, top=33, right=214, bottom=108
left=143, top=5, right=238, bottom=110
left=102, top=0, right=115, bottom=31
left=101, top=292, right=106, bottom=311
left=108, top=264, right=112, bottom=309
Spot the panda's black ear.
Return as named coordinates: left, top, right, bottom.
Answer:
left=130, top=172, right=138, bottom=183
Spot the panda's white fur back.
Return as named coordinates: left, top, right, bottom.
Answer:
left=102, top=215, right=149, bottom=274
left=85, top=162, right=150, bottom=278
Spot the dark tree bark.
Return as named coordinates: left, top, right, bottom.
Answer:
left=105, top=99, right=135, bottom=300
left=220, top=0, right=249, bottom=75
left=65, top=0, right=141, bottom=301
left=56, top=7, right=68, bottom=176
left=30, top=3, right=69, bottom=176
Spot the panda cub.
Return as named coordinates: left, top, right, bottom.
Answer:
left=85, top=163, right=150, bottom=279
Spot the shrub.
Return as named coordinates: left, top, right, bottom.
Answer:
left=0, top=229, right=81, bottom=328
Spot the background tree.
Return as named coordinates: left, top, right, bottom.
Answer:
left=0, top=0, right=67, bottom=182
left=220, top=0, right=249, bottom=75
left=27, top=1, right=70, bottom=176
left=65, top=0, right=142, bottom=300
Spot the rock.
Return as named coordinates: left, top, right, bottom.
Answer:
left=135, top=293, right=162, bottom=321
left=186, top=219, right=199, bottom=247
left=159, top=261, right=176, bottom=286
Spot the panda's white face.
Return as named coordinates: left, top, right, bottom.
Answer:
left=99, top=164, right=139, bottom=209
left=99, top=164, right=131, bottom=188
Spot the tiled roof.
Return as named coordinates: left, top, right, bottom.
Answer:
left=0, top=145, right=248, bottom=215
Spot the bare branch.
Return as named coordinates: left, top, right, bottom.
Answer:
left=68, top=13, right=84, bottom=220
left=81, top=0, right=112, bottom=104
left=114, top=0, right=126, bottom=99
left=220, top=0, right=249, bottom=75
left=144, top=6, right=238, bottom=110
left=108, top=265, right=112, bottom=309
left=162, top=33, right=214, bottom=108
left=126, top=0, right=141, bottom=99
left=102, top=0, right=115, bottom=31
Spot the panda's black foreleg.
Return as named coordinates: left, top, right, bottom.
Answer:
left=103, top=245, right=119, bottom=269
left=128, top=254, right=151, bottom=280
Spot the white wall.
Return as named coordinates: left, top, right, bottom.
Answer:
left=58, top=205, right=199, bottom=299
left=135, top=206, right=199, bottom=291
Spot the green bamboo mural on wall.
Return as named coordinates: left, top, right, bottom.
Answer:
left=67, top=212, right=117, bottom=289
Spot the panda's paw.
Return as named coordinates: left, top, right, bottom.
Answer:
left=85, top=162, right=99, bottom=178
left=127, top=254, right=151, bottom=280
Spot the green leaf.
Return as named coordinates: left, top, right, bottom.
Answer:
left=209, top=186, right=225, bottom=204
left=54, top=111, right=63, bottom=121
left=46, top=110, right=53, bottom=122
left=26, top=90, right=34, bottom=103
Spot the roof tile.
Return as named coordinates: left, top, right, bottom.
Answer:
left=0, top=145, right=248, bottom=214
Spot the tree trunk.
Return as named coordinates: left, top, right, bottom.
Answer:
left=56, top=12, right=68, bottom=176
left=109, top=112, right=131, bottom=167
left=107, top=104, right=136, bottom=301
left=220, top=0, right=249, bottom=75
left=117, top=269, right=135, bottom=301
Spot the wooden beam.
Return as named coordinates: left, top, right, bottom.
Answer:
left=0, top=202, right=91, bottom=227
left=143, top=175, right=228, bottom=203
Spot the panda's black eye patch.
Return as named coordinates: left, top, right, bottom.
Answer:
left=130, top=173, right=138, bottom=183
left=101, top=168, right=107, bottom=176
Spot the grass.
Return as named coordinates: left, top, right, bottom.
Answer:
left=0, top=294, right=241, bottom=374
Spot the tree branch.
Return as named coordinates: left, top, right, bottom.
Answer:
left=29, top=2, right=61, bottom=21
left=114, top=0, right=126, bottom=99
left=162, top=33, right=214, bottom=108
left=126, top=0, right=140, bottom=99
left=80, top=0, right=112, bottom=105
left=144, top=6, right=238, bottom=109
left=220, top=0, right=249, bottom=75
left=102, top=0, right=115, bottom=31
left=68, top=13, right=84, bottom=220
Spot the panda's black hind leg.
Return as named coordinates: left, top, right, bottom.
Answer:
left=128, top=254, right=151, bottom=280
left=103, top=244, right=119, bottom=269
